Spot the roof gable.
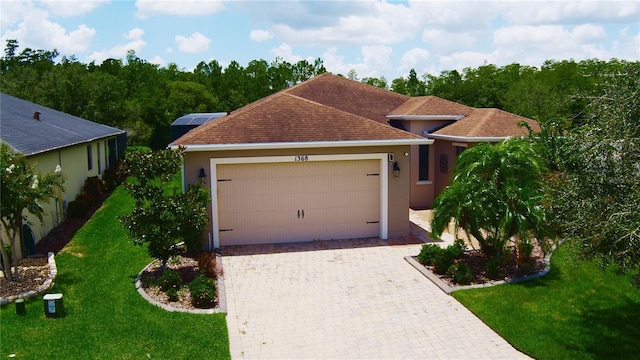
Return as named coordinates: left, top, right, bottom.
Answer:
left=286, top=73, right=409, bottom=124
left=171, top=91, right=424, bottom=146
left=388, top=96, right=473, bottom=117
left=431, top=108, right=540, bottom=138
left=1, top=93, right=124, bottom=156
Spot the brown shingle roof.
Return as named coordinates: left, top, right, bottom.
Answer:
left=431, top=108, right=540, bottom=138
left=286, top=73, right=409, bottom=124
left=171, top=91, right=424, bottom=146
left=388, top=96, right=473, bottom=117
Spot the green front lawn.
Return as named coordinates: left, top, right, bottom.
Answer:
left=453, top=243, right=640, bottom=359
left=1, top=186, right=230, bottom=359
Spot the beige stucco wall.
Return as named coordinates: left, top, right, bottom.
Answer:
left=183, top=145, right=412, bottom=246
left=432, top=140, right=483, bottom=198
left=401, top=120, right=453, bottom=209
left=2, top=137, right=118, bottom=258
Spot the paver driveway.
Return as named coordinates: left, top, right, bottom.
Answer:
left=221, top=238, right=530, bottom=359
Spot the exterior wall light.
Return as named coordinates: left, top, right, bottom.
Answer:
left=393, top=162, right=400, bottom=177
left=198, top=168, right=207, bottom=184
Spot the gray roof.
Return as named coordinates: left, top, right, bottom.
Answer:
left=1, top=93, right=125, bottom=156
left=171, top=112, right=227, bottom=126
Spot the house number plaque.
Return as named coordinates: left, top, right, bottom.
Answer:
left=295, top=155, right=309, bottom=162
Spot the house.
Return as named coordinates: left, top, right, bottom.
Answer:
left=170, top=73, right=539, bottom=248
left=1, top=93, right=126, bottom=256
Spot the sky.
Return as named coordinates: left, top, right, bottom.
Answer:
left=1, top=0, right=639, bottom=80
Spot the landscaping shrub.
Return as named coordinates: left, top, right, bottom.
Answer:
left=102, top=163, right=124, bottom=191
left=158, top=269, right=183, bottom=292
left=83, top=176, right=107, bottom=199
left=166, top=287, right=179, bottom=302
left=66, top=199, right=89, bottom=218
left=486, top=255, right=506, bottom=279
left=447, top=263, right=474, bottom=284
left=417, top=244, right=441, bottom=265
left=198, top=252, right=218, bottom=278
left=449, top=239, right=466, bottom=258
left=76, top=193, right=96, bottom=206
left=189, top=274, right=216, bottom=308
left=433, top=241, right=466, bottom=275
left=434, top=250, right=457, bottom=275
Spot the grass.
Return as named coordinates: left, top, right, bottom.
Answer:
left=1, top=186, right=230, bottom=359
left=452, top=243, right=640, bottom=360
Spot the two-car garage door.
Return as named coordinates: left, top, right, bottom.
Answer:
left=212, top=155, right=386, bottom=247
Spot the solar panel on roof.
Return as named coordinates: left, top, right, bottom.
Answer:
left=171, top=113, right=227, bottom=126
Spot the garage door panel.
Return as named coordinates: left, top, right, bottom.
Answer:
left=220, top=209, right=300, bottom=229
left=217, top=159, right=381, bottom=246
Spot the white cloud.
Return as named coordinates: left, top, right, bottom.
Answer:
left=438, top=51, right=494, bottom=74
left=421, top=29, right=478, bottom=54
left=250, top=29, right=273, bottom=42
left=494, top=24, right=607, bottom=53
left=270, top=43, right=302, bottom=63
left=175, top=32, right=211, bottom=53
left=135, top=0, right=224, bottom=19
left=40, top=0, right=110, bottom=17
left=361, top=45, right=393, bottom=73
left=322, top=46, right=393, bottom=79
left=612, top=27, right=640, bottom=59
left=124, top=28, right=145, bottom=41
left=87, top=28, right=146, bottom=64
left=148, top=55, right=165, bottom=66
left=269, top=1, right=418, bottom=47
left=501, top=1, right=639, bottom=25
left=409, top=0, right=501, bottom=31
left=1, top=1, right=32, bottom=32
left=1, top=5, right=95, bottom=55
left=399, top=48, right=431, bottom=74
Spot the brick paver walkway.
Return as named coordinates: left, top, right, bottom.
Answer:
left=221, top=233, right=530, bottom=359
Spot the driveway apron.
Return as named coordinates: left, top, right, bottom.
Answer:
left=222, top=239, right=530, bottom=359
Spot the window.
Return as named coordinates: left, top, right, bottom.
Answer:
left=419, top=145, right=429, bottom=181
left=87, top=145, right=93, bottom=171
left=104, top=141, right=109, bottom=168
left=456, top=146, right=466, bottom=156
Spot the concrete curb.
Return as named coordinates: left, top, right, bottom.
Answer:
left=406, top=245, right=556, bottom=294
left=1, top=252, right=57, bottom=306
left=134, top=257, right=226, bottom=314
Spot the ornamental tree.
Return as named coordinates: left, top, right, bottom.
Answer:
left=0, top=142, right=65, bottom=281
left=430, top=137, right=556, bottom=265
left=119, top=147, right=209, bottom=273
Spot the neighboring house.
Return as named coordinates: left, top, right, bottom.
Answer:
left=171, top=73, right=539, bottom=248
left=1, top=93, right=126, bottom=256
left=170, top=112, right=227, bottom=143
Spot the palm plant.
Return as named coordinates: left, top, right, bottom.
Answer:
left=431, top=137, right=555, bottom=265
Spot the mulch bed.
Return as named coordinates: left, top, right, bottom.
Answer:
left=421, top=244, right=547, bottom=288
left=1, top=195, right=107, bottom=300
left=0, top=256, right=48, bottom=299
left=137, top=255, right=220, bottom=310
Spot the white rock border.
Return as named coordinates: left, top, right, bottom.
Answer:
left=1, top=252, right=57, bottom=306
left=134, top=255, right=227, bottom=314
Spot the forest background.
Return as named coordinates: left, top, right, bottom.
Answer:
left=0, top=39, right=633, bottom=149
